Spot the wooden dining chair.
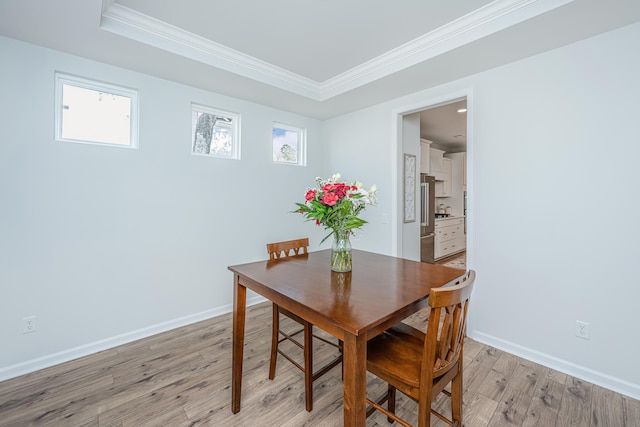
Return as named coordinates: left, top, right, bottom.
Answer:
left=266, top=238, right=343, bottom=412
left=365, top=269, right=476, bottom=427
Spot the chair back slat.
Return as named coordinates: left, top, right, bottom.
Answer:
left=266, top=238, right=309, bottom=260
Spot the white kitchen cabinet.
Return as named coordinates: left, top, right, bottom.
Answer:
left=434, top=157, right=452, bottom=197
left=453, top=152, right=467, bottom=190
left=430, top=148, right=445, bottom=179
left=434, top=217, right=465, bottom=259
left=420, top=139, right=431, bottom=174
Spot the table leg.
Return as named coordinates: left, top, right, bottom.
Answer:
left=231, top=276, right=246, bottom=414
left=304, top=322, right=313, bottom=411
left=342, top=333, right=367, bottom=426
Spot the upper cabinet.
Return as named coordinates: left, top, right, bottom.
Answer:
left=434, top=158, right=452, bottom=197
left=420, top=139, right=431, bottom=174
left=446, top=152, right=467, bottom=191
left=430, top=148, right=448, bottom=181
left=424, top=143, right=465, bottom=198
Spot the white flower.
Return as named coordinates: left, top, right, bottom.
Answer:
left=367, top=186, right=378, bottom=206
left=350, top=183, right=377, bottom=207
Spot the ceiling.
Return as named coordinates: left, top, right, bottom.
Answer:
left=420, top=100, right=468, bottom=152
left=1, top=0, right=639, bottom=122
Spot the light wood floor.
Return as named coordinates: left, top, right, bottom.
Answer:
left=436, top=251, right=466, bottom=269
left=1, top=301, right=639, bottom=426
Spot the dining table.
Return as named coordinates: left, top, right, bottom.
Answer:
left=228, top=249, right=465, bottom=426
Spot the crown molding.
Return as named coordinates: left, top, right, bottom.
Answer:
left=100, top=3, right=323, bottom=99
left=101, top=0, right=574, bottom=101
left=318, top=0, right=574, bottom=99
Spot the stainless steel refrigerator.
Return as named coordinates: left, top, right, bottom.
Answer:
left=420, top=174, right=436, bottom=263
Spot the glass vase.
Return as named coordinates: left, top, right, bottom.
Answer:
left=331, top=230, right=352, bottom=272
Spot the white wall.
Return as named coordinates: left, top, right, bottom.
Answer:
left=0, top=36, right=328, bottom=378
left=401, top=113, right=421, bottom=261
left=322, top=103, right=394, bottom=255
left=323, top=23, right=640, bottom=399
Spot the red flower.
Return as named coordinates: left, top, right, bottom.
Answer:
left=322, top=183, right=336, bottom=192
left=322, top=192, right=339, bottom=206
left=334, top=183, right=348, bottom=199
left=305, top=189, right=316, bottom=202
left=316, top=219, right=320, bottom=225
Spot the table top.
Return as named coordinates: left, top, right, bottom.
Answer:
left=228, top=249, right=465, bottom=338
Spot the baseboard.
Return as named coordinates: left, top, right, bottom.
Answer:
left=470, top=331, right=640, bottom=401
left=0, top=294, right=267, bottom=382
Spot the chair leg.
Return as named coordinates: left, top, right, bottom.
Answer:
left=268, top=303, right=279, bottom=380
left=304, top=321, right=313, bottom=411
left=418, top=388, right=433, bottom=427
left=450, top=365, right=463, bottom=425
left=387, top=385, right=396, bottom=423
left=339, top=340, right=344, bottom=380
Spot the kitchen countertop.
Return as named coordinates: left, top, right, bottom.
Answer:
left=435, top=215, right=464, bottom=221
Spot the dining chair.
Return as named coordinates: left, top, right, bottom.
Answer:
left=266, top=238, right=343, bottom=412
left=365, top=269, right=476, bottom=427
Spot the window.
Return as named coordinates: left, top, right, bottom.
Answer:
left=55, top=72, right=138, bottom=147
left=273, top=122, right=306, bottom=165
left=191, top=104, right=240, bottom=159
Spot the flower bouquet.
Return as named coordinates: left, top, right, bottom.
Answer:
left=294, top=173, right=377, bottom=271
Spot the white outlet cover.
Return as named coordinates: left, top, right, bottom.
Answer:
left=575, top=320, right=589, bottom=339
left=23, top=316, right=37, bottom=334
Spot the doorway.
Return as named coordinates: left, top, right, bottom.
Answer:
left=395, top=92, right=471, bottom=268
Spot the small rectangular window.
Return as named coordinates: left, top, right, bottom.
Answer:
left=273, top=122, right=306, bottom=165
left=55, top=72, right=138, bottom=148
left=191, top=104, right=240, bottom=159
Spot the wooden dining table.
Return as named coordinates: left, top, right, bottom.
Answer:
left=228, top=249, right=465, bottom=426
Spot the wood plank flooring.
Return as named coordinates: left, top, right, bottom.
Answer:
left=1, top=301, right=638, bottom=426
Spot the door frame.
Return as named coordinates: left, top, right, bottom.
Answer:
left=391, top=87, right=474, bottom=268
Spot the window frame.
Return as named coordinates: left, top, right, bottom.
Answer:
left=272, top=122, right=306, bottom=166
left=54, top=71, right=139, bottom=148
left=191, top=103, right=241, bottom=160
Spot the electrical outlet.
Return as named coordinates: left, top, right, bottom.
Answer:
left=23, top=316, right=37, bottom=334
left=575, top=320, right=589, bottom=340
